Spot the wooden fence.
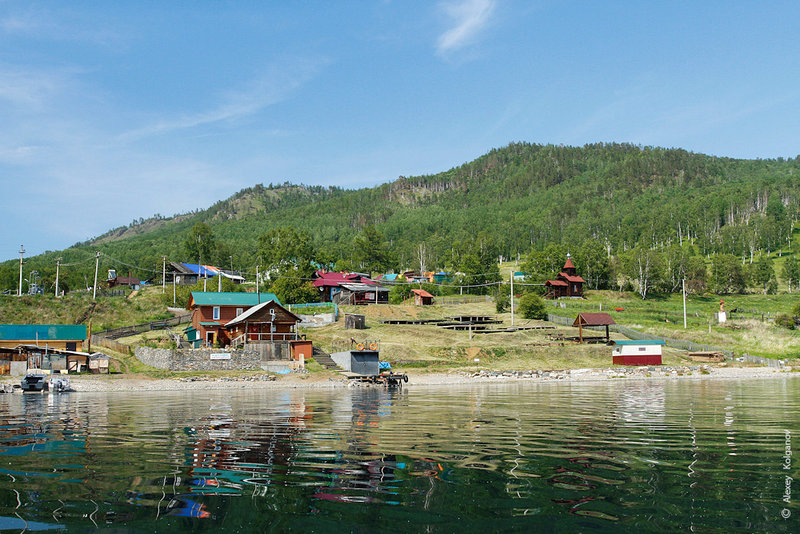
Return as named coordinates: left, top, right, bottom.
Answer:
left=94, top=314, right=192, bottom=340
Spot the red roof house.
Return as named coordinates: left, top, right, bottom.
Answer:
left=545, top=255, right=585, bottom=299
left=312, top=271, right=375, bottom=302
left=411, top=289, right=435, bottom=306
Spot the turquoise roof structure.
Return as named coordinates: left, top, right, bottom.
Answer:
left=0, top=324, right=87, bottom=341
left=189, top=292, right=281, bottom=307
left=613, top=339, right=666, bottom=345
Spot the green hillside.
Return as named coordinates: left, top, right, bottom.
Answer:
left=2, top=142, right=799, bottom=295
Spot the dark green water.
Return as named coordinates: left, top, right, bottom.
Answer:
left=0, top=378, right=798, bottom=533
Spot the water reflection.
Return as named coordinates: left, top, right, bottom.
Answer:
left=0, top=378, right=798, bottom=532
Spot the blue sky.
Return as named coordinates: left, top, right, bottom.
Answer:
left=1, top=1, right=799, bottom=261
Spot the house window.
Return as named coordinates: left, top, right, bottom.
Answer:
left=236, top=307, right=243, bottom=316
left=213, top=306, right=220, bottom=320
left=639, top=346, right=646, bottom=351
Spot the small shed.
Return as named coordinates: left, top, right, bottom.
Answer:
left=572, top=313, right=616, bottom=343
left=612, top=340, right=664, bottom=366
left=289, top=340, right=313, bottom=368
left=411, top=289, right=435, bottom=306
left=345, top=314, right=366, bottom=329
left=330, top=348, right=380, bottom=376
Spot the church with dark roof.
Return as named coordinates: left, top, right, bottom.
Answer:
left=544, top=254, right=585, bottom=299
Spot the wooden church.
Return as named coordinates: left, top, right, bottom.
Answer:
left=545, top=254, right=585, bottom=299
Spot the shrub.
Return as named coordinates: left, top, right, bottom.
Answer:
left=518, top=293, right=547, bottom=320
left=389, top=284, right=413, bottom=304
left=775, top=313, right=796, bottom=330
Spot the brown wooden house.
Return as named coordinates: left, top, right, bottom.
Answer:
left=225, top=300, right=302, bottom=346
left=545, top=255, right=585, bottom=299
left=187, top=291, right=281, bottom=347
left=411, top=288, right=435, bottom=306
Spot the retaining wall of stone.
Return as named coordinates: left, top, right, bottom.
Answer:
left=135, top=346, right=266, bottom=372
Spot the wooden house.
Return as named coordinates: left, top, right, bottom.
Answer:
left=312, top=271, right=363, bottom=302
left=167, top=262, right=245, bottom=285
left=107, top=270, right=141, bottom=289
left=545, top=254, right=585, bottom=299
left=187, top=292, right=281, bottom=347
left=411, top=288, right=435, bottom=306
left=224, top=300, right=302, bottom=346
left=336, top=283, right=389, bottom=305
left=0, top=324, right=87, bottom=351
left=167, top=262, right=200, bottom=285
left=612, top=340, right=664, bottom=365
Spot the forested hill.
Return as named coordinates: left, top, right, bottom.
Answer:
left=3, top=142, right=799, bottom=292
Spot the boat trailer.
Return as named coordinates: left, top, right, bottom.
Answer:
left=348, top=371, right=409, bottom=387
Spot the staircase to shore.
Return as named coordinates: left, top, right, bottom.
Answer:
left=312, top=346, right=343, bottom=371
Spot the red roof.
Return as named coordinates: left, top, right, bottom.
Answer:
left=559, top=272, right=585, bottom=283
left=573, top=313, right=616, bottom=327
left=411, top=289, right=434, bottom=298
left=545, top=280, right=568, bottom=287
left=563, top=257, right=576, bottom=270
left=312, top=271, right=361, bottom=288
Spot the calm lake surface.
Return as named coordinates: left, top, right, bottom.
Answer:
left=1, top=378, right=798, bottom=533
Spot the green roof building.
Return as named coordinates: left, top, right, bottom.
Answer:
left=0, top=324, right=87, bottom=351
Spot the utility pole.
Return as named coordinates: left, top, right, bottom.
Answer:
left=173, top=273, right=176, bottom=305
left=55, top=257, right=62, bottom=297
left=510, top=269, right=515, bottom=326
left=92, top=251, right=100, bottom=300
left=162, top=256, right=166, bottom=294
left=682, top=278, right=687, bottom=329
left=18, top=245, right=25, bottom=297
left=218, top=268, right=222, bottom=292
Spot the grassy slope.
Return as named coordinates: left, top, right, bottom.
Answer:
left=0, top=286, right=175, bottom=331
left=305, top=301, right=687, bottom=372
left=2, top=283, right=798, bottom=376
left=546, top=290, right=800, bottom=359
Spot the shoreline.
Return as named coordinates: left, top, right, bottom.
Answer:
left=2, top=365, right=796, bottom=392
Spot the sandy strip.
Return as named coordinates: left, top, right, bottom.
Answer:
left=1, top=366, right=796, bottom=393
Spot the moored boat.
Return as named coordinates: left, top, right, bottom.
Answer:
left=20, top=370, right=48, bottom=391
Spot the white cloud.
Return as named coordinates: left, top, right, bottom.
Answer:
left=118, top=59, right=324, bottom=143
left=436, top=0, right=495, bottom=56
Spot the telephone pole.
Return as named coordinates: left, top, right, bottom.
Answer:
left=510, top=269, right=515, bottom=326
left=682, top=278, right=687, bottom=329
left=18, top=245, right=25, bottom=297
left=92, top=251, right=100, bottom=300
left=162, top=256, right=166, bottom=294
left=55, top=257, right=62, bottom=297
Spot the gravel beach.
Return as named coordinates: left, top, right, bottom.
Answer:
left=2, top=365, right=795, bottom=393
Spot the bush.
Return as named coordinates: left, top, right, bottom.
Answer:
left=389, top=284, right=413, bottom=304
left=518, top=293, right=547, bottom=320
left=775, top=313, right=796, bottom=330
left=495, top=284, right=510, bottom=313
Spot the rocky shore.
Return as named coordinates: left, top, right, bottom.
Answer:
left=1, top=365, right=795, bottom=393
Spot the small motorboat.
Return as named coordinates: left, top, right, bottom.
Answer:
left=48, top=375, right=72, bottom=392
left=19, top=371, right=72, bottom=392
left=20, top=370, right=48, bottom=392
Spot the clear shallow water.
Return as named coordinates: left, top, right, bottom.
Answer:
left=0, top=378, right=798, bottom=533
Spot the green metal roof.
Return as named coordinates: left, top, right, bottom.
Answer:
left=189, top=292, right=281, bottom=307
left=613, top=339, right=666, bottom=345
left=0, top=324, right=87, bottom=341
left=199, top=321, right=221, bottom=326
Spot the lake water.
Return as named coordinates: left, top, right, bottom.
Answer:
left=1, top=377, right=798, bottom=533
